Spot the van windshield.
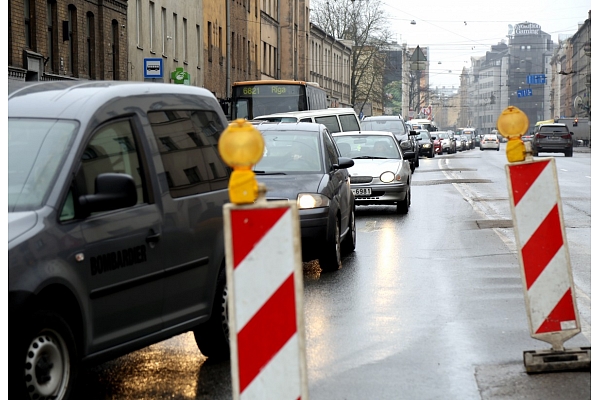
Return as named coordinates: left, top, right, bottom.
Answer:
left=8, top=118, right=79, bottom=212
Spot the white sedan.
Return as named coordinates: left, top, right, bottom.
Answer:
left=480, top=134, right=500, bottom=151
left=333, top=131, right=415, bottom=214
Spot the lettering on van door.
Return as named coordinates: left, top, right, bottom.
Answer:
left=90, top=245, right=147, bottom=275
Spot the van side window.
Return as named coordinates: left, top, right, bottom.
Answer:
left=339, top=114, right=360, bottom=131
left=148, top=110, right=229, bottom=198
left=80, top=119, right=147, bottom=206
left=299, top=118, right=312, bottom=123
left=315, top=115, right=341, bottom=133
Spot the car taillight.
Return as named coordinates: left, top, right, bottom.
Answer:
left=561, top=134, right=571, bottom=139
left=536, top=134, right=546, bottom=139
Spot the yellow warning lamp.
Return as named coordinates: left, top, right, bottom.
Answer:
left=496, top=106, right=530, bottom=163
left=218, top=119, right=265, bottom=204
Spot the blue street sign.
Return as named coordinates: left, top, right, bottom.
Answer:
left=526, top=74, right=546, bottom=84
left=144, top=58, right=164, bottom=79
left=517, top=88, right=533, bottom=98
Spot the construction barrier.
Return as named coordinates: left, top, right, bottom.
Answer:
left=506, top=158, right=590, bottom=372
left=223, top=201, right=308, bottom=399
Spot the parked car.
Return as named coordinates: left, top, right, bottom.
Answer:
left=438, top=131, right=456, bottom=154
left=253, top=108, right=361, bottom=133
left=8, top=81, right=234, bottom=399
left=253, top=123, right=356, bottom=271
left=430, top=132, right=443, bottom=155
left=333, top=131, right=414, bottom=214
left=360, top=115, right=419, bottom=171
left=480, top=133, right=500, bottom=150
left=531, top=123, right=574, bottom=157
left=416, top=129, right=435, bottom=158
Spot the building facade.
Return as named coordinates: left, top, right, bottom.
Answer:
left=308, top=23, right=352, bottom=108
left=9, top=0, right=128, bottom=82
left=127, top=0, right=204, bottom=87
left=506, top=22, right=555, bottom=133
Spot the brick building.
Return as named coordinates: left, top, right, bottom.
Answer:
left=8, top=0, right=128, bottom=81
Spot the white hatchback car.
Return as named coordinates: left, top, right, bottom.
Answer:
left=480, top=134, right=500, bottom=151
left=332, top=131, right=414, bottom=214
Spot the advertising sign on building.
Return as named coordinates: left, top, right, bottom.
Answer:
left=514, top=22, right=541, bottom=36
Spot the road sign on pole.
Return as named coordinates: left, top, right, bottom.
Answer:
left=224, top=202, right=308, bottom=399
left=506, top=158, right=591, bottom=373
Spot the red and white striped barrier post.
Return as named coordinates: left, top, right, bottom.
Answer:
left=218, top=120, right=309, bottom=399
left=507, top=158, right=580, bottom=345
left=499, top=107, right=590, bottom=373
left=223, top=202, right=308, bottom=399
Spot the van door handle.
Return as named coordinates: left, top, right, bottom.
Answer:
left=146, top=230, right=161, bottom=247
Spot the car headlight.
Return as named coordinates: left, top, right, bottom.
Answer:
left=400, top=140, right=411, bottom=149
left=380, top=171, right=395, bottom=183
left=423, top=143, right=431, bottom=148
left=297, top=193, right=330, bottom=209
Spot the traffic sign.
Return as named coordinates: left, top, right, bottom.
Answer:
left=143, top=58, right=163, bottom=79
left=527, top=74, right=546, bottom=84
left=517, top=88, right=533, bottom=98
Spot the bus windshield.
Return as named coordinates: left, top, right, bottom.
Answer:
left=231, top=81, right=327, bottom=120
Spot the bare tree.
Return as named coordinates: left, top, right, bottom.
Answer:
left=311, top=0, right=393, bottom=114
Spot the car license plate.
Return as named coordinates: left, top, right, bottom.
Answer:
left=352, top=188, right=372, bottom=196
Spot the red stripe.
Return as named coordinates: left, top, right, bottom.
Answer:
left=521, top=205, right=563, bottom=289
left=237, top=274, right=297, bottom=393
left=509, top=160, right=550, bottom=206
left=231, top=208, right=288, bottom=268
left=535, top=288, right=577, bottom=334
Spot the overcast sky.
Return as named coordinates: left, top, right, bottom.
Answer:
left=382, top=0, right=592, bottom=88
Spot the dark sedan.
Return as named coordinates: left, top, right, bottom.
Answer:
left=254, top=123, right=356, bottom=271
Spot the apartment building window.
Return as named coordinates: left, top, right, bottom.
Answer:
left=208, top=21, right=212, bottom=62
left=242, top=36, right=246, bottom=72
left=47, top=1, right=57, bottom=73
left=86, top=12, right=95, bottom=79
left=24, top=0, right=32, bottom=48
left=149, top=1, right=155, bottom=52
left=68, top=5, right=78, bottom=76
left=173, top=13, right=178, bottom=60
left=262, top=42, right=266, bottom=73
left=231, top=32, right=235, bottom=69
left=161, top=7, right=166, bottom=55
left=136, top=0, right=142, bottom=47
left=112, top=19, right=119, bottom=79
left=219, top=27, right=223, bottom=64
left=196, top=24, right=201, bottom=67
left=183, top=18, right=187, bottom=62
left=247, top=40, right=251, bottom=75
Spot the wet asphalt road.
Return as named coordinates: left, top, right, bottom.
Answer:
left=79, top=145, right=591, bottom=399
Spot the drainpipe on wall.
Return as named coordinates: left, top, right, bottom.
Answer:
left=226, top=0, right=231, bottom=98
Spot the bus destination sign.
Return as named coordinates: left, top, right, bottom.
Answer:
left=238, top=85, right=300, bottom=96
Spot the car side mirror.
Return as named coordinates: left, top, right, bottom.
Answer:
left=79, top=173, right=137, bottom=216
left=334, top=157, right=354, bottom=170
left=409, top=130, right=419, bottom=136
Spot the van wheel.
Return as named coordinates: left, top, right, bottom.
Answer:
left=17, top=311, right=78, bottom=400
left=319, top=218, right=342, bottom=272
left=193, top=266, right=230, bottom=362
